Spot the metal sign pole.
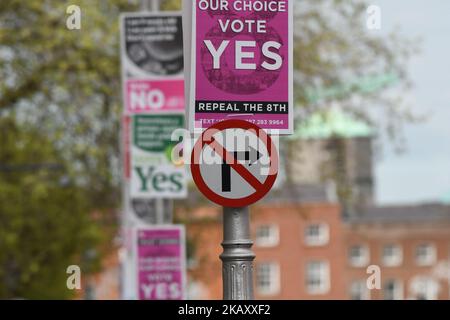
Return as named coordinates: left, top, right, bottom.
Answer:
left=141, top=0, right=171, bottom=226
left=150, top=0, right=160, bottom=12
left=141, top=0, right=160, bottom=11
left=191, top=121, right=276, bottom=301
left=220, top=206, right=255, bottom=300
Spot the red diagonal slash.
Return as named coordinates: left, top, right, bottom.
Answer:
left=207, top=139, right=264, bottom=191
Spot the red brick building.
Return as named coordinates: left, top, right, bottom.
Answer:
left=344, top=205, right=450, bottom=300
left=184, top=201, right=345, bottom=299
left=85, top=187, right=450, bottom=300
left=183, top=187, right=450, bottom=300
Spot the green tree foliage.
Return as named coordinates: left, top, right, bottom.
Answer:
left=0, top=0, right=182, bottom=300
left=0, top=0, right=416, bottom=298
left=0, top=116, right=102, bottom=299
left=292, top=0, right=418, bottom=143
left=161, top=0, right=182, bottom=10
left=0, top=0, right=136, bottom=208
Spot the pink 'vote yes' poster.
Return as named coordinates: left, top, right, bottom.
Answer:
left=136, top=226, right=186, bottom=300
left=189, top=0, right=293, bottom=134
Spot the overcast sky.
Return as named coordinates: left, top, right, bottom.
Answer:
left=374, top=0, right=450, bottom=205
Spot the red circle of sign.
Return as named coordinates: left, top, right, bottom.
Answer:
left=191, top=120, right=278, bottom=207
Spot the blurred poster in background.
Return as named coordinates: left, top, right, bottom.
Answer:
left=136, top=226, right=187, bottom=300
left=119, top=11, right=187, bottom=300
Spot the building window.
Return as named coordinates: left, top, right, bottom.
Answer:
left=255, top=224, right=279, bottom=247
left=382, top=244, right=403, bottom=267
left=305, top=223, right=329, bottom=246
left=415, top=243, right=436, bottom=266
left=256, top=262, right=280, bottom=296
left=350, top=280, right=370, bottom=300
left=306, top=261, right=330, bottom=295
left=383, top=279, right=403, bottom=300
left=349, top=245, right=370, bottom=267
left=410, top=277, right=439, bottom=300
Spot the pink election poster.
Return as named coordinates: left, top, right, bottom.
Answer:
left=126, top=79, right=185, bottom=114
left=120, top=13, right=185, bottom=115
left=189, top=0, right=293, bottom=134
left=136, top=226, right=186, bottom=300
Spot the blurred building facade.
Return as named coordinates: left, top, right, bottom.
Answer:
left=183, top=186, right=346, bottom=300
left=85, top=111, right=450, bottom=300
left=181, top=110, right=450, bottom=300
left=345, top=204, right=450, bottom=300
left=183, top=188, right=450, bottom=300
left=85, top=191, right=450, bottom=300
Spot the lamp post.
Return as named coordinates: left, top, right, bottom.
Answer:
left=221, top=207, right=255, bottom=300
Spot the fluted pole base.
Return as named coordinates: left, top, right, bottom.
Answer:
left=220, top=207, right=255, bottom=300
